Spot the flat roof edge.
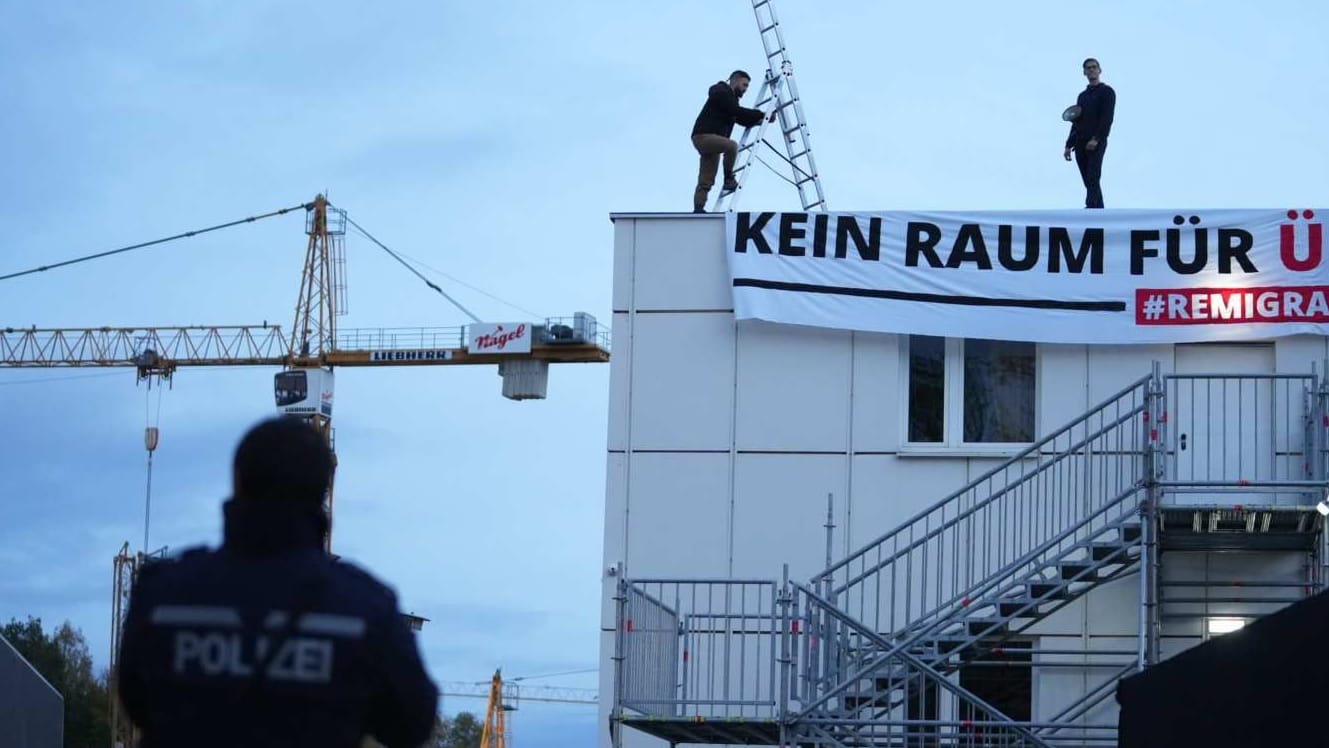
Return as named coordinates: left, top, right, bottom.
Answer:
left=609, top=212, right=723, bottom=221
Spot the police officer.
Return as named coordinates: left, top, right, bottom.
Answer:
left=116, top=416, right=439, bottom=748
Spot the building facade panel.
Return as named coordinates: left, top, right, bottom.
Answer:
left=602, top=215, right=1328, bottom=748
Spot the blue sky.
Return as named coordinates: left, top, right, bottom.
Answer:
left=1, top=2, right=1326, bottom=746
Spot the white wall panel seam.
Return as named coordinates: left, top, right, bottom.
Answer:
left=728, top=317, right=739, bottom=576
left=844, top=330, right=856, bottom=559
left=622, top=219, right=637, bottom=575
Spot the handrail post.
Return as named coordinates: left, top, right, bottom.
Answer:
left=817, top=545, right=839, bottom=706
left=778, top=565, right=793, bottom=743
left=1317, top=369, right=1329, bottom=591
left=1139, top=362, right=1164, bottom=670
left=610, top=564, right=626, bottom=748
left=1315, top=366, right=1329, bottom=485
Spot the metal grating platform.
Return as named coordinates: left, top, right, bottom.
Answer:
left=1159, top=506, right=1322, bottom=551
left=620, top=717, right=781, bottom=745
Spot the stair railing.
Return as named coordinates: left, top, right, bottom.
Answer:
left=814, top=376, right=1154, bottom=640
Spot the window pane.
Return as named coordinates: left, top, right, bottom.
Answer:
left=908, top=336, right=945, bottom=443
left=964, top=339, right=1035, bottom=443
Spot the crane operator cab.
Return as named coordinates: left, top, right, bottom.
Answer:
left=274, top=367, right=334, bottom=418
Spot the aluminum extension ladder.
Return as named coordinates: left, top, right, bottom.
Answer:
left=711, top=0, right=828, bottom=213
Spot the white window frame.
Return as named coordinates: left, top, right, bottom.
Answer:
left=899, top=337, right=1040, bottom=456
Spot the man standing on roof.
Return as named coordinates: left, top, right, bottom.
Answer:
left=691, top=70, right=772, bottom=213
left=1063, top=58, right=1116, bottom=209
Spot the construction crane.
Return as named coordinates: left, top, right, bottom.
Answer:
left=109, top=543, right=137, bottom=746
left=0, top=195, right=608, bottom=549
left=436, top=668, right=598, bottom=748
left=1, top=195, right=609, bottom=747
left=481, top=670, right=511, bottom=748
left=440, top=676, right=599, bottom=707
left=457, top=669, right=599, bottom=748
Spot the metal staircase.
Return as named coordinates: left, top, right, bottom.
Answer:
left=792, top=582, right=1051, bottom=747
left=790, top=377, right=1154, bottom=747
left=612, top=367, right=1329, bottom=747
left=797, top=514, right=1142, bottom=746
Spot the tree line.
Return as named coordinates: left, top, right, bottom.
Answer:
left=4, top=616, right=480, bottom=748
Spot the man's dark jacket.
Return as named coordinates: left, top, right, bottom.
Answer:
left=117, top=498, right=439, bottom=748
left=692, top=81, right=765, bottom=138
left=1066, top=82, right=1116, bottom=148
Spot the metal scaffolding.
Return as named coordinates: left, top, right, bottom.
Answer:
left=611, top=364, right=1329, bottom=747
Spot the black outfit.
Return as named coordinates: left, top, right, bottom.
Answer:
left=692, top=81, right=765, bottom=138
left=690, top=81, right=766, bottom=211
left=1065, top=82, right=1116, bottom=209
left=117, top=498, right=439, bottom=748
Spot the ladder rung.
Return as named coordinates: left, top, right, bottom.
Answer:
left=728, top=3, right=823, bottom=214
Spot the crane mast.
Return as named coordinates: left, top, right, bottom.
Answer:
left=291, top=194, right=344, bottom=363
left=480, top=670, right=510, bottom=748
left=287, top=195, right=344, bottom=551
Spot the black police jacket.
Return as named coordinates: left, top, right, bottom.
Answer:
left=117, top=498, right=439, bottom=748
left=692, top=81, right=766, bottom=139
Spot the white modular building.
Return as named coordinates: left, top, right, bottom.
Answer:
left=600, top=210, right=1329, bottom=747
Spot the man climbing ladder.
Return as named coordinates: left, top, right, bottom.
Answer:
left=685, top=0, right=828, bottom=214
left=690, top=70, right=770, bottom=213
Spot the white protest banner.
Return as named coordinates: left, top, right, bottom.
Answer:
left=725, top=209, right=1329, bottom=344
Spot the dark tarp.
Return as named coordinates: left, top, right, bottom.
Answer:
left=1116, top=589, right=1329, bottom=747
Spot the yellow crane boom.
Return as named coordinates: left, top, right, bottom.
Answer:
left=0, top=323, right=607, bottom=374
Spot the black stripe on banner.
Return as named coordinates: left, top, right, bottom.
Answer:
left=732, top=278, right=1127, bottom=312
